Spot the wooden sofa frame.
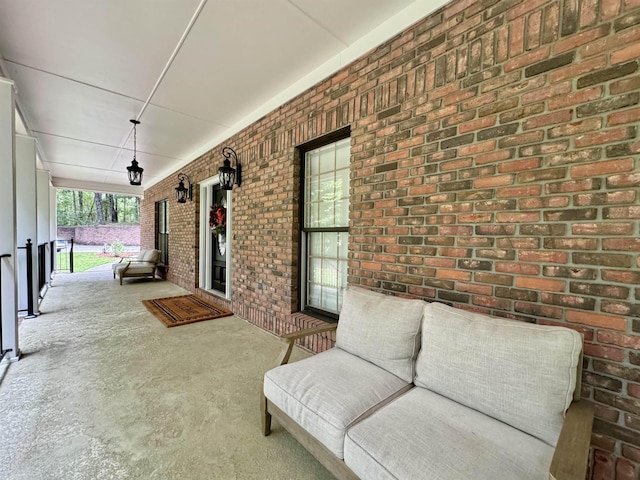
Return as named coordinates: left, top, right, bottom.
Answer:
left=261, top=324, right=594, bottom=480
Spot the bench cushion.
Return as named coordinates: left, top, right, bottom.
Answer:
left=116, top=263, right=155, bottom=275
left=335, top=286, right=424, bottom=382
left=415, top=302, right=581, bottom=446
left=344, top=388, right=555, bottom=480
left=264, top=348, right=410, bottom=459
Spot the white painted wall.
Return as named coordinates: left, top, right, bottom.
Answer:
left=37, top=169, right=52, bottom=287
left=16, top=134, right=38, bottom=313
left=0, top=77, right=19, bottom=361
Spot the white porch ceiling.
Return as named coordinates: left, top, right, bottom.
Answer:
left=0, top=0, right=449, bottom=196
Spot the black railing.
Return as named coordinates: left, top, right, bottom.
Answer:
left=0, top=253, right=13, bottom=362
left=38, top=242, right=47, bottom=293
left=49, top=240, right=55, bottom=277
left=55, top=238, right=74, bottom=273
left=17, top=239, right=36, bottom=317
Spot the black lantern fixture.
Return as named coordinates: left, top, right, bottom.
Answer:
left=127, top=119, right=143, bottom=185
left=218, top=147, right=241, bottom=190
left=175, top=173, right=193, bottom=203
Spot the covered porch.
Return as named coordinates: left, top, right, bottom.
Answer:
left=0, top=266, right=330, bottom=479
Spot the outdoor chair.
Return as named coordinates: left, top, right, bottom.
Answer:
left=112, top=249, right=161, bottom=285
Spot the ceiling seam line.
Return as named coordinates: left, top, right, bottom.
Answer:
left=111, top=0, right=207, bottom=172
left=285, top=0, right=349, bottom=47
left=111, top=0, right=208, bottom=173
left=135, top=0, right=209, bottom=123
left=2, top=59, right=146, bottom=103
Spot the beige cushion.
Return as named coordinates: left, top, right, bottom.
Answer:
left=336, top=286, right=424, bottom=382
left=415, top=302, right=581, bottom=446
left=344, top=388, right=555, bottom=480
left=120, top=264, right=155, bottom=275
left=264, top=348, right=410, bottom=459
left=140, top=249, right=160, bottom=263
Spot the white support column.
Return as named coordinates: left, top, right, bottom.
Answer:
left=37, top=170, right=52, bottom=288
left=0, top=77, right=19, bottom=362
left=16, top=134, right=38, bottom=315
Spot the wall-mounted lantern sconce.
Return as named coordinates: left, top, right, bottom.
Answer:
left=175, top=173, right=193, bottom=203
left=127, top=119, right=143, bottom=185
left=218, top=147, right=241, bottom=190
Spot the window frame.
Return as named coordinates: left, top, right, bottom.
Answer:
left=155, top=199, right=169, bottom=265
left=298, top=126, right=351, bottom=321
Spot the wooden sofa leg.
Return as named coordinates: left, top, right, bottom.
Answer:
left=261, top=395, right=272, bottom=436
left=119, top=275, right=123, bottom=285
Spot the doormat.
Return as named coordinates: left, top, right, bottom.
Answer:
left=142, top=294, right=233, bottom=328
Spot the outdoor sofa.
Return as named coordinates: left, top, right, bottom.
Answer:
left=262, top=285, right=593, bottom=480
left=112, top=249, right=161, bottom=285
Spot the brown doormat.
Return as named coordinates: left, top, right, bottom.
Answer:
left=142, top=294, right=233, bottom=327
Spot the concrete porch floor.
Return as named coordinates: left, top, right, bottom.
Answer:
left=0, top=267, right=332, bottom=479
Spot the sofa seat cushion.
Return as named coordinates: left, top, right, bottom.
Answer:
left=336, top=286, right=424, bottom=382
left=344, top=388, right=554, bottom=480
left=264, top=347, right=411, bottom=459
left=115, top=262, right=155, bottom=275
left=415, top=302, right=581, bottom=446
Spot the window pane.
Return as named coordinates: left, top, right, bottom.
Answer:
left=322, top=232, right=336, bottom=256
left=319, top=144, right=335, bottom=173
left=335, top=139, right=350, bottom=169
left=309, top=233, right=321, bottom=256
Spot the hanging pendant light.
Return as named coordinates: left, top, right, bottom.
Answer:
left=127, top=119, right=143, bottom=186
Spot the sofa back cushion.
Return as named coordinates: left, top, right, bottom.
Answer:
left=336, top=286, right=424, bottom=382
left=415, top=302, right=581, bottom=446
left=140, top=249, right=161, bottom=263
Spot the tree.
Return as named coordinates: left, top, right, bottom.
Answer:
left=56, top=189, right=139, bottom=226
left=94, top=192, right=104, bottom=224
left=107, top=194, right=118, bottom=223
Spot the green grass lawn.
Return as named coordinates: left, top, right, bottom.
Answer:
left=56, top=252, right=136, bottom=273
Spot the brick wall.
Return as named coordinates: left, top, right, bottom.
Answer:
left=57, top=225, right=140, bottom=245
left=141, top=0, right=640, bottom=477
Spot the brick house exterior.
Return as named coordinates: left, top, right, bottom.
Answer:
left=141, top=0, right=640, bottom=477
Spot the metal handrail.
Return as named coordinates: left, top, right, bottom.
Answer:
left=17, top=239, right=36, bottom=317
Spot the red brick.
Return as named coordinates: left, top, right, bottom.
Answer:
left=521, top=81, right=572, bottom=104
left=599, top=331, right=640, bottom=349
left=602, top=0, right=622, bottom=20
left=549, top=55, right=608, bottom=83
left=515, top=277, right=565, bottom=292
left=523, top=109, right=572, bottom=130
left=622, top=444, right=640, bottom=463
left=548, top=86, right=603, bottom=110
left=572, top=158, right=635, bottom=178
left=574, top=127, right=637, bottom=148
left=474, top=175, right=514, bottom=189
left=567, top=310, right=628, bottom=331
left=497, top=185, right=542, bottom=197
left=593, top=450, right=616, bottom=480
left=613, top=43, right=640, bottom=64
left=553, top=25, right=610, bottom=54
left=504, top=46, right=550, bottom=72
left=609, top=107, right=640, bottom=126
left=616, top=458, right=637, bottom=480
left=584, top=343, right=626, bottom=361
